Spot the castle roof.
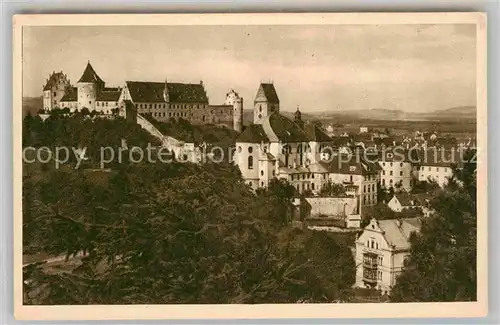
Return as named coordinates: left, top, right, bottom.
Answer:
left=78, top=62, right=104, bottom=84
left=60, top=87, right=77, bottom=101
left=43, top=72, right=66, bottom=91
left=97, top=90, right=121, bottom=102
left=125, top=81, right=208, bottom=103
left=259, top=83, right=279, bottom=104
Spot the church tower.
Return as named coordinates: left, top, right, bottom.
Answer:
left=225, top=89, right=243, bottom=132
left=77, top=61, right=105, bottom=111
left=294, top=105, right=304, bottom=129
left=253, top=83, right=279, bottom=124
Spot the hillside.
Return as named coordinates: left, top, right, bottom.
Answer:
left=22, top=96, right=43, bottom=116
left=308, top=106, right=476, bottom=121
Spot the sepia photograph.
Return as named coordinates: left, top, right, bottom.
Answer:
left=13, top=13, right=487, bottom=320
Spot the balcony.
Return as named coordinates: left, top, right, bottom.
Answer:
left=363, top=260, right=378, bottom=269
left=362, top=276, right=377, bottom=285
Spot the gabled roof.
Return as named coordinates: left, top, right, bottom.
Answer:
left=303, top=123, right=332, bottom=142
left=262, top=112, right=309, bottom=142
left=236, top=124, right=269, bottom=143
left=321, top=154, right=380, bottom=175
left=379, top=148, right=420, bottom=163
left=60, top=87, right=77, bottom=101
left=125, top=81, right=208, bottom=103
left=78, top=62, right=104, bottom=84
left=259, top=83, right=279, bottom=103
left=376, top=218, right=422, bottom=250
left=43, top=72, right=67, bottom=91
left=97, top=90, right=121, bottom=102
left=393, top=193, right=422, bottom=207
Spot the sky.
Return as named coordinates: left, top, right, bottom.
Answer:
left=23, top=24, right=476, bottom=113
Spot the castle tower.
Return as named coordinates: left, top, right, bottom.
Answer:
left=76, top=61, right=105, bottom=111
left=42, top=71, right=71, bottom=110
left=225, top=89, right=243, bottom=132
left=254, top=83, right=279, bottom=124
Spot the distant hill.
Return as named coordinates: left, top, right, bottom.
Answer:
left=308, top=106, right=476, bottom=121
left=22, top=96, right=43, bottom=117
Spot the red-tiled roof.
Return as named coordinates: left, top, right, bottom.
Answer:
left=78, top=62, right=104, bottom=84
left=126, top=81, right=208, bottom=103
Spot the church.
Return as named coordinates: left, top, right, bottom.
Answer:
left=234, top=83, right=380, bottom=212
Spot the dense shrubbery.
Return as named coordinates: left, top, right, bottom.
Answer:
left=391, top=151, right=477, bottom=302
left=22, top=115, right=356, bottom=304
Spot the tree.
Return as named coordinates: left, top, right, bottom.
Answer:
left=319, top=181, right=346, bottom=197
left=23, top=159, right=354, bottom=304
left=391, top=150, right=476, bottom=302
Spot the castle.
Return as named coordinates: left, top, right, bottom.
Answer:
left=42, top=61, right=243, bottom=131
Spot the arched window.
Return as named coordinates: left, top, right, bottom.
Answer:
left=248, top=146, right=253, bottom=153
left=248, top=156, right=254, bottom=169
left=260, top=170, right=264, bottom=176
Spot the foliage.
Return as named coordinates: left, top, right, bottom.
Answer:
left=318, top=181, right=346, bottom=197
left=22, top=113, right=160, bottom=168
left=23, top=158, right=356, bottom=304
left=390, top=150, right=476, bottom=302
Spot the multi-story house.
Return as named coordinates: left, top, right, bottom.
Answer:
left=417, top=149, right=460, bottom=187
left=355, top=217, right=422, bottom=294
left=378, top=149, right=419, bottom=191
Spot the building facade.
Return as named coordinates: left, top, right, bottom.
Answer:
left=46, top=62, right=121, bottom=113
left=42, top=71, right=72, bottom=111
left=378, top=149, right=419, bottom=192
left=355, top=218, right=422, bottom=294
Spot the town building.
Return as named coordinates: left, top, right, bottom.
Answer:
left=378, top=149, right=419, bottom=191
left=355, top=217, right=422, bottom=294
left=387, top=193, right=424, bottom=212
left=417, top=149, right=460, bottom=187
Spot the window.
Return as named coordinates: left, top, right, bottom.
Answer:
left=382, top=171, right=385, bottom=175
left=436, top=167, right=440, bottom=172
left=372, top=184, right=375, bottom=191
left=53, top=92, right=56, bottom=96
left=261, top=181, right=264, bottom=187
left=383, top=162, right=386, bottom=166
left=400, top=171, right=403, bottom=176
left=389, top=179, right=393, bottom=184
left=238, top=146, right=242, bottom=153
left=390, top=171, right=393, bottom=176
left=350, top=175, right=353, bottom=182
left=89, top=101, right=91, bottom=105
left=376, top=242, right=379, bottom=249
left=248, top=156, right=254, bottom=169
left=390, top=162, right=393, bottom=167
left=428, top=167, right=431, bottom=172
left=382, top=179, right=386, bottom=186
left=260, top=170, right=264, bottom=176
left=272, top=170, right=275, bottom=176
left=400, top=163, right=403, bottom=167
left=311, top=183, right=315, bottom=190
left=248, top=146, right=253, bottom=153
